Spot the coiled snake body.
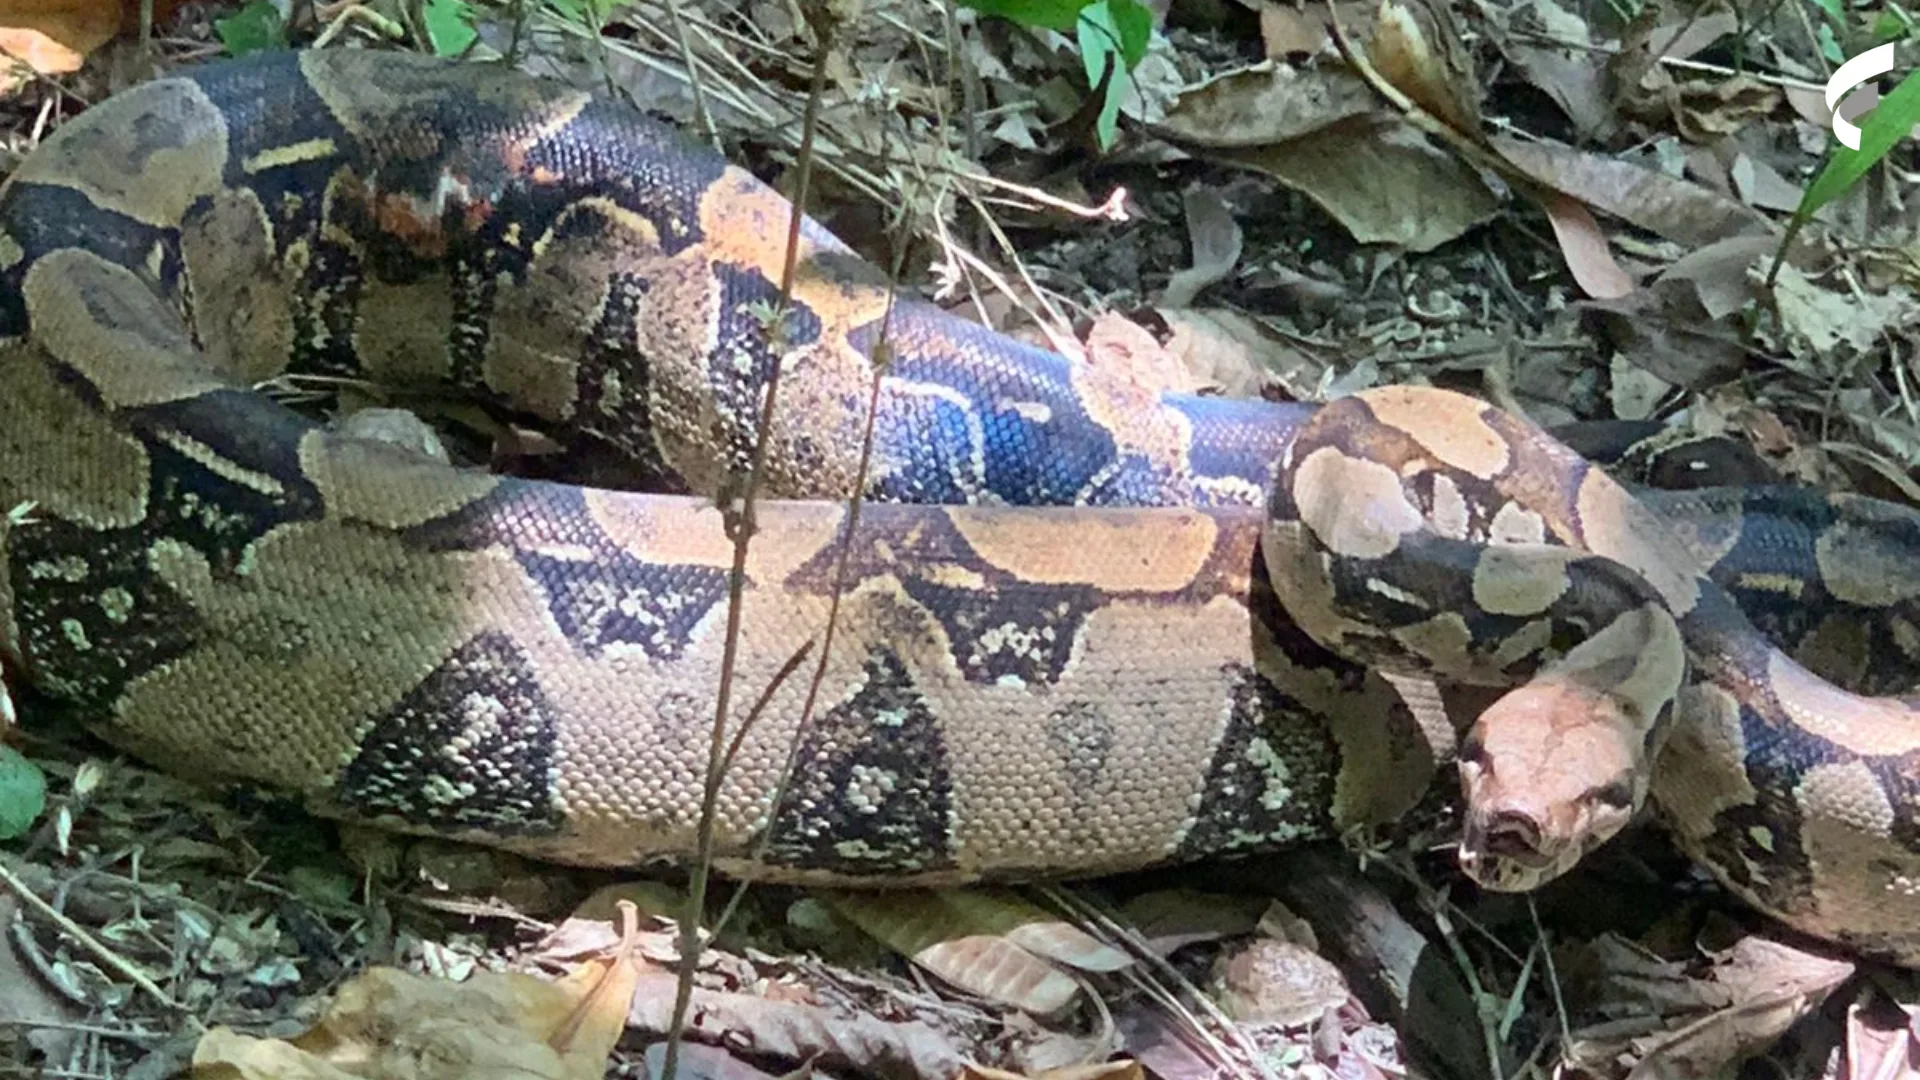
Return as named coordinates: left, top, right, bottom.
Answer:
left=5, top=50, right=1920, bottom=965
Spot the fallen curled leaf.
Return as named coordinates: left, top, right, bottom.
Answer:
left=1212, top=112, right=1499, bottom=251
left=1154, top=306, right=1320, bottom=399
left=0, top=0, right=119, bottom=86
left=821, top=888, right=1129, bottom=1014
left=1153, top=61, right=1377, bottom=147
left=626, top=970, right=968, bottom=1078
left=1540, top=190, right=1634, bottom=299
left=1083, top=311, right=1205, bottom=395
left=1491, top=134, right=1772, bottom=249
left=1559, top=932, right=1855, bottom=1080
left=1495, top=0, right=1612, bottom=139
left=191, top=902, right=646, bottom=1080
left=191, top=966, right=627, bottom=1080
left=1364, top=0, right=1480, bottom=137
left=1670, top=74, right=1781, bottom=144
left=1154, top=60, right=1496, bottom=252
left=1160, top=187, right=1241, bottom=309
left=1624, top=937, right=1854, bottom=1080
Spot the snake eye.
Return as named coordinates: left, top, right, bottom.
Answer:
left=1592, top=779, right=1634, bottom=810
left=1458, top=735, right=1487, bottom=767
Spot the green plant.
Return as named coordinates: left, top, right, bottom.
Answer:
left=214, top=0, right=287, bottom=55
left=960, top=0, right=1154, bottom=149
left=1772, top=61, right=1920, bottom=279
left=423, top=0, right=478, bottom=54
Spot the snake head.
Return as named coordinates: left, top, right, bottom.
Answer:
left=1455, top=680, right=1647, bottom=892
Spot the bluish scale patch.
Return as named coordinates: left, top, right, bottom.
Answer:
left=858, top=315, right=1120, bottom=505
left=403, top=478, right=601, bottom=552
left=519, top=96, right=732, bottom=258
left=1167, top=394, right=1310, bottom=505
left=866, top=390, right=981, bottom=504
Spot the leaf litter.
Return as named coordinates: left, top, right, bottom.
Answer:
left=4, top=0, right=1920, bottom=1076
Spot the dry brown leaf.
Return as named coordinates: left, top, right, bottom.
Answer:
left=1155, top=306, right=1321, bottom=399
left=192, top=902, right=646, bottom=1080
left=1671, top=75, right=1782, bottom=143
left=1161, top=187, right=1242, bottom=308
left=544, top=902, right=647, bottom=1067
left=0, top=0, right=120, bottom=86
left=1491, top=133, right=1773, bottom=249
left=626, top=971, right=968, bottom=1078
left=1153, top=62, right=1377, bottom=147
left=1762, top=262, right=1913, bottom=374
left=1154, top=59, right=1496, bottom=251
left=1578, top=289, right=1748, bottom=389
left=191, top=965, right=627, bottom=1080
left=1541, top=190, right=1635, bottom=298
left=1118, top=889, right=1268, bottom=956
left=1365, top=0, right=1481, bottom=136
left=1258, top=0, right=1373, bottom=57
left=1209, top=939, right=1349, bottom=1028
left=1625, top=938, right=1854, bottom=1080
left=1841, top=995, right=1920, bottom=1080
left=1609, top=354, right=1671, bottom=420
left=1561, top=932, right=1856, bottom=1079
left=1213, top=113, right=1499, bottom=251
left=1608, top=6, right=1741, bottom=122
left=1727, top=153, right=1804, bottom=213
left=1654, top=233, right=1773, bottom=321
left=821, top=889, right=1128, bottom=1014
left=1496, top=0, right=1612, bottom=138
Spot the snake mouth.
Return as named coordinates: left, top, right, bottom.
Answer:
left=1458, top=810, right=1577, bottom=892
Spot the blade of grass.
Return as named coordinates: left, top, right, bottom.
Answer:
left=1769, top=64, right=1920, bottom=283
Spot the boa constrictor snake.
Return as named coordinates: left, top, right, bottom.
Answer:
left=5, top=48, right=1920, bottom=966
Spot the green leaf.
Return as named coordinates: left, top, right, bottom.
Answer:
left=0, top=746, right=46, bottom=842
left=1076, top=12, right=1124, bottom=148
left=958, top=0, right=1093, bottom=32
left=1773, top=65, right=1920, bottom=279
left=1104, top=0, right=1153, bottom=66
left=1815, top=22, right=1845, bottom=63
left=423, top=0, right=477, bottom=56
left=1799, top=67, right=1920, bottom=216
left=1077, top=0, right=1153, bottom=149
left=213, top=0, right=287, bottom=56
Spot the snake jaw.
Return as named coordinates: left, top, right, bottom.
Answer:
left=1456, top=680, right=1647, bottom=893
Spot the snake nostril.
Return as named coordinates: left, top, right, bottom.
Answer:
left=1483, top=812, right=1543, bottom=858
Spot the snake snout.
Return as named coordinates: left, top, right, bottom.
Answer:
left=1479, top=809, right=1543, bottom=859
left=1456, top=678, right=1650, bottom=892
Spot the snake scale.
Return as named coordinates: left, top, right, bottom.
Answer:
left=6, top=48, right=1920, bottom=966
